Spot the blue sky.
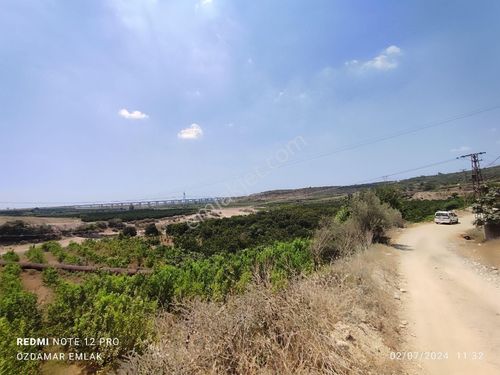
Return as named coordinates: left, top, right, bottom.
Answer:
left=1, top=0, right=500, bottom=207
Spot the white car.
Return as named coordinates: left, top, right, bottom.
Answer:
left=434, top=211, right=459, bottom=224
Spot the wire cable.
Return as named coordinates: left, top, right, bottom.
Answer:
left=2, top=104, right=500, bottom=207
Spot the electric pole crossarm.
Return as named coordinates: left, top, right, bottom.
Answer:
left=457, top=152, right=486, bottom=198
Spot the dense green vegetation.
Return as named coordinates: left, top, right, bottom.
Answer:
left=145, top=239, right=313, bottom=303
left=0, top=191, right=413, bottom=373
left=399, top=198, right=466, bottom=222
left=166, top=202, right=342, bottom=256
left=26, top=245, right=46, bottom=263
left=0, top=264, right=42, bottom=374
left=474, top=185, right=500, bottom=225
left=0, top=220, right=59, bottom=244
left=1, top=250, right=19, bottom=263
left=42, top=238, right=151, bottom=268
left=2, top=164, right=498, bottom=374
left=0, top=207, right=198, bottom=222
left=397, top=165, right=500, bottom=191
left=47, top=277, right=157, bottom=367
left=0, top=238, right=313, bottom=372
left=375, top=185, right=466, bottom=222
left=77, top=208, right=198, bottom=222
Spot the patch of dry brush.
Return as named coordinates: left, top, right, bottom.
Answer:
left=119, top=248, right=404, bottom=375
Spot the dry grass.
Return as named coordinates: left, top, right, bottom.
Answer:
left=118, top=247, right=404, bottom=375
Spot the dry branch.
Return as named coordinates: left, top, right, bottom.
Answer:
left=0, top=260, right=152, bottom=275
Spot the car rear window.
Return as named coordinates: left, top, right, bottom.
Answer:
left=435, top=213, right=449, bottom=217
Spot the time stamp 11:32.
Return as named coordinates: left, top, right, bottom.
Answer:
left=389, top=351, right=484, bottom=361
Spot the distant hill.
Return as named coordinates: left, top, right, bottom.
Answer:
left=239, top=165, right=500, bottom=205
left=397, top=165, right=500, bottom=190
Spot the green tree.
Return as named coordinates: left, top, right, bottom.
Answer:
left=375, top=185, right=403, bottom=211
left=122, top=226, right=137, bottom=237
left=473, top=186, right=500, bottom=239
left=144, top=223, right=159, bottom=237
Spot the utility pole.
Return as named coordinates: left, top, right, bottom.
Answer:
left=461, top=169, right=467, bottom=189
left=457, top=152, right=486, bottom=197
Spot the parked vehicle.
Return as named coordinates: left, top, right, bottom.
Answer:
left=434, top=211, right=459, bottom=224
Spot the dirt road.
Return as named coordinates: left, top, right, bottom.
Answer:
left=397, top=213, right=500, bottom=374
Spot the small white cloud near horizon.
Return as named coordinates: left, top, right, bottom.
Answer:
left=178, top=123, right=203, bottom=140
left=345, top=45, right=402, bottom=71
left=450, top=146, right=471, bottom=153
left=118, top=108, right=149, bottom=120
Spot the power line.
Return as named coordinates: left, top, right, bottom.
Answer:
left=0, top=156, right=480, bottom=211
left=274, top=104, right=500, bottom=171
left=355, top=158, right=460, bottom=185
left=152, top=103, right=500, bottom=197
left=84, top=103, right=500, bottom=204
left=487, top=155, right=500, bottom=167
left=3, top=104, right=500, bottom=207
left=243, top=157, right=463, bottom=207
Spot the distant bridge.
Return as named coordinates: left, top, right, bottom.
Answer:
left=66, top=197, right=227, bottom=210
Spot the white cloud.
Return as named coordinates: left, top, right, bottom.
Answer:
left=450, top=146, right=471, bottom=153
left=385, top=45, right=401, bottom=55
left=118, top=108, right=149, bottom=120
left=108, top=0, right=158, bottom=32
left=178, top=123, right=203, bottom=140
left=346, top=45, right=402, bottom=71
left=195, top=0, right=213, bottom=10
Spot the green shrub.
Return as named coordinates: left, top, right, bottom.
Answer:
left=25, top=246, right=46, bottom=263
left=108, top=218, right=125, bottom=229
left=375, top=185, right=403, bottom=210
left=310, top=190, right=402, bottom=264
left=144, top=223, right=159, bottom=237
left=0, top=265, right=42, bottom=375
left=42, top=267, right=60, bottom=286
left=0, top=220, right=59, bottom=243
left=145, top=239, right=312, bottom=304
left=473, top=186, right=500, bottom=225
left=400, top=197, right=466, bottom=222
left=122, top=226, right=137, bottom=237
left=349, top=190, right=403, bottom=242
left=47, top=278, right=156, bottom=367
left=1, top=250, right=19, bottom=263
